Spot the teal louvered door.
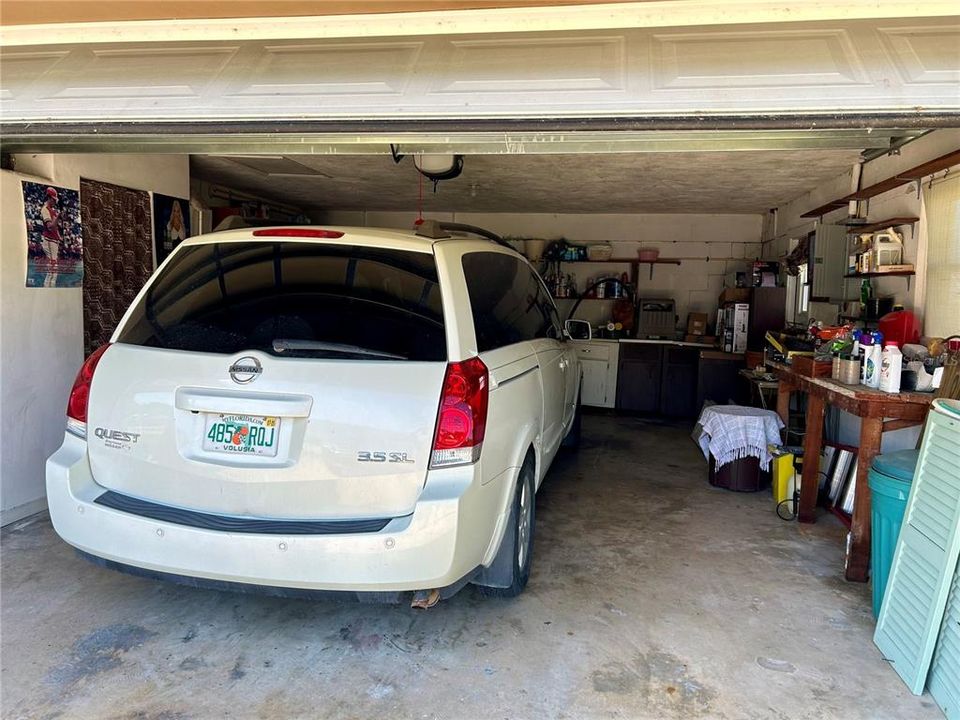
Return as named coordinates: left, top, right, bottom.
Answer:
left=929, top=563, right=960, bottom=720
left=874, top=399, right=960, bottom=694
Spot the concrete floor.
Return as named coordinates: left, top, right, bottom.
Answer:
left=1, top=415, right=942, bottom=720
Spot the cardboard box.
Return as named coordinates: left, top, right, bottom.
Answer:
left=686, top=312, right=709, bottom=335
left=719, top=288, right=751, bottom=304
left=791, top=355, right=832, bottom=377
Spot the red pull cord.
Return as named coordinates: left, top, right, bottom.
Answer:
left=414, top=161, right=424, bottom=226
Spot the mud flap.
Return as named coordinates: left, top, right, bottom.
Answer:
left=473, top=501, right=517, bottom=589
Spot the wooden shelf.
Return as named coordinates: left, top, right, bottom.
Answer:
left=800, top=200, right=849, bottom=219
left=557, top=259, right=637, bottom=264
left=844, top=216, right=919, bottom=234
left=838, top=314, right=878, bottom=324
left=556, top=258, right=682, bottom=264
left=556, top=257, right=682, bottom=281
left=844, top=271, right=915, bottom=278
left=844, top=149, right=960, bottom=201
left=801, top=148, right=960, bottom=217
left=846, top=270, right=915, bottom=290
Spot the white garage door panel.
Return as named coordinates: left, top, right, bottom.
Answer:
left=232, top=42, right=425, bottom=97
left=2, top=19, right=958, bottom=122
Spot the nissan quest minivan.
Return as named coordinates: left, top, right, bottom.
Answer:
left=46, top=224, right=582, bottom=601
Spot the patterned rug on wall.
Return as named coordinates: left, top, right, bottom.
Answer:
left=80, top=178, right=152, bottom=355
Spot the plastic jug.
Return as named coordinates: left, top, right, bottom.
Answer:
left=880, top=342, right=903, bottom=393
left=871, top=229, right=904, bottom=267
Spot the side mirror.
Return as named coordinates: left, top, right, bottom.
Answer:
left=565, top=319, right=592, bottom=341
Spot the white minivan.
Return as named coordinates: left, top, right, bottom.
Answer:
left=47, top=224, right=582, bottom=601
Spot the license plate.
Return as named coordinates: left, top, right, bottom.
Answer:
left=202, top=413, right=280, bottom=457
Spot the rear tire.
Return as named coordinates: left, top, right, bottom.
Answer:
left=476, top=457, right=536, bottom=598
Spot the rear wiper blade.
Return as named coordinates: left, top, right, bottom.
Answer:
left=271, top=339, right=406, bottom=360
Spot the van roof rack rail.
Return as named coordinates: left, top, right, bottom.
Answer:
left=416, top=220, right=514, bottom=251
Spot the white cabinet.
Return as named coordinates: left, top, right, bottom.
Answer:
left=573, top=341, right=619, bottom=408
left=810, top=223, right=849, bottom=301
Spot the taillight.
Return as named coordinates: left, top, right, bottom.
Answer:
left=66, top=344, right=110, bottom=438
left=431, top=357, right=489, bottom=468
left=251, top=228, right=345, bottom=239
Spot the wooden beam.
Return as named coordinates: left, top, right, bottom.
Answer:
left=798, top=393, right=825, bottom=523
left=882, top=418, right=923, bottom=433
left=846, top=416, right=884, bottom=583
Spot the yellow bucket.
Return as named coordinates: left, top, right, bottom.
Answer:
left=771, top=451, right=796, bottom=506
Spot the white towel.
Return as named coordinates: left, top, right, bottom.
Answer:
left=696, top=405, right=785, bottom=470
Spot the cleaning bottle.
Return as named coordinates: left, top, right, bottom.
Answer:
left=879, top=342, right=903, bottom=393
left=860, top=279, right=873, bottom=314
left=859, top=333, right=873, bottom=384
left=864, top=332, right=884, bottom=389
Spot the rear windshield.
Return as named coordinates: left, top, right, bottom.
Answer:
left=116, top=241, right=446, bottom=361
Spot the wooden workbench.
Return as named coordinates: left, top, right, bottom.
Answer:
left=773, top=363, right=933, bottom=582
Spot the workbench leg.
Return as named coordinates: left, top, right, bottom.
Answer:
left=776, top=380, right=792, bottom=427
left=846, top=416, right=883, bottom=583
left=798, top=393, right=825, bottom=524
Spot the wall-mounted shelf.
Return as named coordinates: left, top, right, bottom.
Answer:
left=844, top=271, right=915, bottom=278
left=639, top=258, right=682, bottom=279
left=554, top=257, right=682, bottom=280
left=844, top=216, right=919, bottom=234
left=839, top=314, right=879, bottom=325
left=845, top=270, right=916, bottom=290
left=556, top=259, right=636, bottom=264
left=801, top=200, right=849, bottom=218
left=801, top=148, right=960, bottom=218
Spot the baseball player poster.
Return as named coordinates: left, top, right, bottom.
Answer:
left=152, top=193, right=190, bottom=266
left=22, top=181, right=83, bottom=288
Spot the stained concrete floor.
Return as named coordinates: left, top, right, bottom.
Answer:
left=1, top=415, right=942, bottom=720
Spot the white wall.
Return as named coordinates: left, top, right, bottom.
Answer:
left=762, top=129, right=960, bottom=321
left=0, top=154, right=189, bottom=525
left=319, top=210, right=763, bottom=331
left=761, top=129, right=960, bottom=455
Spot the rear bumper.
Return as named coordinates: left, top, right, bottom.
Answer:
left=46, top=434, right=501, bottom=593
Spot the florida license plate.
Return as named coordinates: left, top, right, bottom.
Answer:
left=202, top=413, right=280, bottom=457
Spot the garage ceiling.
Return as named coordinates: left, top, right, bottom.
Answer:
left=190, top=149, right=863, bottom=214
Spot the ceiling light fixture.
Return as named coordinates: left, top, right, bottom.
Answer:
left=413, top=153, right=464, bottom=192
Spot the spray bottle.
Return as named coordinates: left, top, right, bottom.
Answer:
left=859, top=333, right=873, bottom=385
left=864, top=331, right=884, bottom=389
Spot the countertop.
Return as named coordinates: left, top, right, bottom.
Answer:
left=585, top=337, right=716, bottom=349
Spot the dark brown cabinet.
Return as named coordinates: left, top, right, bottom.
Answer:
left=617, top=342, right=742, bottom=418
left=617, top=343, right=700, bottom=418
left=616, top=344, right=662, bottom=413
left=697, top=351, right=744, bottom=407
left=660, top=346, right=699, bottom=418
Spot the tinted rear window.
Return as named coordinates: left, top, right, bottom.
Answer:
left=461, top=251, right=561, bottom=352
left=117, top=242, right=446, bottom=361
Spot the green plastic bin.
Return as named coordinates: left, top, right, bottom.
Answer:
left=869, top=449, right=919, bottom=618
